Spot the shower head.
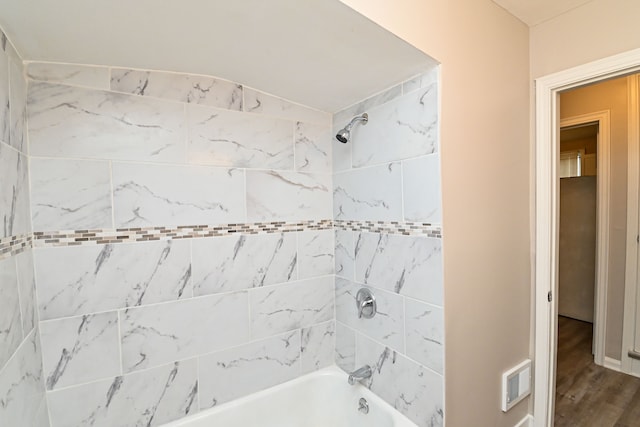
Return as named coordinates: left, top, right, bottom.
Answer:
left=336, top=113, right=368, bottom=143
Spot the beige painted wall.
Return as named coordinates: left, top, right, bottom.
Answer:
left=530, top=0, right=640, bottom=78
left=338, top=1, right=531, bottom=425
left=560, top=77, right=629, bottom=360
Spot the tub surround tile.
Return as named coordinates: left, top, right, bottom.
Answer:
left=295, top=121, right=331, bottom=173
left=35, top=240, right=191, bottom=320
left=355, top=232, right=443, bottom=305
left=27, top=63, right=110, bottom=89
left=192, top=233, right=296, bottom=296
left=9, top=59, right=27, bottom=153
left=356, top=334, right=444, bottom=427
left=30, top=158, right=112, bottom=231
left=0, top=256, right=22, bottom=368
left=27, top=82, right=186, bottom=162
left=301, top=320, right=334, bottom=374
left=335, top=322, right=355, bottom=373
left=333, top=84, right=402, bottom=129
left=402, top=155, right=441, bottom=223
left=331, top=129, right=352, bottom=172
left=333, top=163, right=402, bottom=221
left=111, top=68, right=243, bottom=111
left=334, top=229, right=355, bottom=280
left=297, top=229, right=334, bottom=279
left=0, top=142, right=29, bottom=238
left=112, top=162, right=245, bottom=227
left=243, top=88, right=329, bottom=125
left=405, top=299, right=444, bottom=375
left=199, top=330, right=301, bottom=408
left=46, top=359, right=198, bottom=427
left=120, top=291, right=249, bottom=372
left=187, top=104, right=293, bottom=169
left=335, top=278, right=404, bottom=351
left=250, top=276, right=334, bottom=339
left=0, top=329, right=48, bottom=427
left=40, top=312, right=120, bottom=390
left=246, top=170, right=331, bottom=222
left=402, top=69, right=438, bottom=95
left=15, top=250, right=36, bottom=334
left=351, top=84, right=438, bottom=168
left=0, top=44, right=9, bottom=144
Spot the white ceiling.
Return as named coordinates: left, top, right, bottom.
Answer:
left=492, top=0, right=594, bottom=26
left=0, top=0, right=436, bottom=112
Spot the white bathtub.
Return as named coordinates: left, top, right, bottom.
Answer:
left=162, top=366, right=418, bottom=427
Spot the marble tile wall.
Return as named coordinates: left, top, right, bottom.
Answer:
left=24, top=61, right=338, bottom=426
left=0, top=32, right=49, bottom=427
left=332, top=68, right=444, bottom=427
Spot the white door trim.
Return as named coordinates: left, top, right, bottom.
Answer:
left=534, top=48, right=640, bottom=427
left=559, top=111, right=610, bottom=368
left=622, top=74, right=640, bottom=375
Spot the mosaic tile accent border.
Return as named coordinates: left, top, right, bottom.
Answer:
left=0, top=220, right=442, bottom=254
left=334, top=220, right=442, bottom=238
left=0, top=234, right=33, bottom=259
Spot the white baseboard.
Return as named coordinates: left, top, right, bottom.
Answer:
left=514, top=414, right=534, bottom=427
left=604, top=356, right=622, bottom=372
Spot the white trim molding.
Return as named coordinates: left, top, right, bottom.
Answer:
left=534, top=48, right=640, bottom=427
left=515, top=414, right=534, bottom=427
left=560, top=111, right=611, bottom=368
left=604, top=356, right=622, bottom=372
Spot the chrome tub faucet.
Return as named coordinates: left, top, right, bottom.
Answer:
left=348, top=365, right=373, bottom=385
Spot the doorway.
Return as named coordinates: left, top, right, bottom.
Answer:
left=534, top=49, right=640, bottom=427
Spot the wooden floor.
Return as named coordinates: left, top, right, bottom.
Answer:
left=555, top=316, right=640, bottom=426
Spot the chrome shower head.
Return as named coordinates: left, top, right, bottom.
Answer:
left=335, top=113, right=368, bottom=143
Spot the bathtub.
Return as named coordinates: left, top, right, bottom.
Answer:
left=162, top=365, right=417, bottom=427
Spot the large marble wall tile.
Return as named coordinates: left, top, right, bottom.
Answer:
left=0, top=142, right=29, bottom=237
left=356, top=334, right=444, bottom=427
left=335, top=278, right=404, bottom=351
left=35, top=240, right=192, bottom=320
left=246, top=170, right=331, bottom=222
left=301, top=320, right=334, bottom=374
left=0, top=42, right=9, bottom=144
left=9, top=58, right=26, bottom=153
left=332, top=130, right=351, bottom=172
left=27, top=63, right=110, bottom=90
left=30, top=158, right=112, bottom=231
left=15, top=250, right=36, bottom=334
left=333, top=84, right=402, bottom=129
left=250, top=276, right=334, bottom=339
left=47, top=359, right=197, bottom=427
left=351, top=84, right=438, bottom=168
left=27, top=82, right=186, bottom=162
left=112, top=162, right=245, bottom=227
left=111, top=68, right=242, bottom=111
left=192, top=233, right=296, bottom=296
left=297, top=230, right=334, bottom=279
left=244, top=88, right=329, bottom=125
left=199, top=330, right=301, bottom=409
left=402, top=154, right=441, bottom=223
left=334, top=229, right=355, bottom=280
left=120, top=291, right=249, bottom=372
left=405, top=299, right=444, bottom=375
left=333, top=163, right=402, bottom=221
left=402, top=69, right=438, bottom=95
left=187, top=104, right=293, bottom=169
left=0, top=256, right=22, bottom=368
left=295, top=122, right=331, bottom=173
left=355, top=232, right=443, bottom=305
left=0, top=329, right=49, bottom=427
left=40, top=312, right=120, bottom=390
left=335, top=321, right=355, bottom=373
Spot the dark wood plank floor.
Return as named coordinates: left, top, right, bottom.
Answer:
left=555, top=316, right=640, bottom=426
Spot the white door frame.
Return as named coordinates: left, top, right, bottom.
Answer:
left=534, top=48, right=640, bottom=427
left=559, top=111, right=610, bottom=368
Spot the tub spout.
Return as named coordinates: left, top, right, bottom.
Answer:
left=348, top=365, right=372, bottom=385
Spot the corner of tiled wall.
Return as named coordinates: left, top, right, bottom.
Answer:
left=332, top=67, right=445, bottom=427
left=0, top=30, right=50, bottom=427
